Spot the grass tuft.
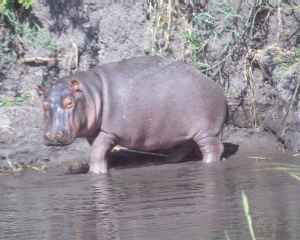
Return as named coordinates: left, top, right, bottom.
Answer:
left=241, top=190, right=257, bottom=240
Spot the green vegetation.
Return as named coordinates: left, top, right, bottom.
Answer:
left=241, top=191, right=257, bottom=240
left=224, top=230, right=232, bottom=240
left=16, top=0, right=33, bottom=9
left=266, top=162, right=300, bottom=181
left=0, top=159, right=47, bottom=175
left=231, top=163, right=300, bottom=240
left=0, top=35, right=17, bottom=65
left=148, top=2, right=284, bottom=134
left=0, top=0, right=57, bottom=69
left=259, top=46, right=300, bottom=71
left=0, top=93, right=31, bottom=107
left=289, top=173, right=300, bottom=181
left=283, top=47, right=300, bottom=68
left=245, top=45, right=300, bottom=127
left=183, top=31, right=209, bottom=70
left=184, top=0, right=243, bottom=71
left=149, top=0, right=294, bottom=77
left=0, top=0, right=33, bottom=12
left=5, top=11, right=57, bottom=51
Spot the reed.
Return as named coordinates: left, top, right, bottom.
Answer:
left=241, top=190, right=257, bottom=240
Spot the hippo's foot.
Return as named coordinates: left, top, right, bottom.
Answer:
left=200, top=143, right=224, bottom=163
left=194, top=135, right=224, bottom=163
left=89, top=162, right=108, bottom=174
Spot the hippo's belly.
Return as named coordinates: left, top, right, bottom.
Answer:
left=102, top=93, right=213, bottom=151
left=115, top=118, right=194, bottom=151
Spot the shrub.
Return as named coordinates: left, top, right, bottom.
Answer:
left=0, top=0, right=33, bottom=12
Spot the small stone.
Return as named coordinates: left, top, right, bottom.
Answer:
left=62, top=159, right=89, bottom=174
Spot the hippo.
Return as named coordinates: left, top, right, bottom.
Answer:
left=38, top=56, right=227, bottom=174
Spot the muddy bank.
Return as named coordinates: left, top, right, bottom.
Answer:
left=0, top=103, right=285, bottom=173
left=0, top=0, right=299, bottom=171
left=0, top=0, right=148, bottom=170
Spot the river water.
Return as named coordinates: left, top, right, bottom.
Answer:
left=0, top=154, right=300, bottom=240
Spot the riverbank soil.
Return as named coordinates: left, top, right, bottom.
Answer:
left=1, top=1, right=299, bottom=172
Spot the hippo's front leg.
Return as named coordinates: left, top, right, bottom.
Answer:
left=89, top=132, right=116, bottom=174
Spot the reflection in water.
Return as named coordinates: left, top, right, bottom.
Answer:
left=0, top=156, right=300, bottom=240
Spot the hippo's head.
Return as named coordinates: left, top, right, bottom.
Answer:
left=38, top=80, right=87, bottom=146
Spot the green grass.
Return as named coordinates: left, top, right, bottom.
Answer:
left=259, top=161, right=300, bottom=180
left=241, top=191, right=257, bottom=240
left=182, top=31, right=209, bottom=69
left=18, top=21, right=57, bottom=51
left=0, top=160, right=47, bottom=175
left=238, top=160, right=300, bottom=240
left=0, top=0, right=57, bottom=66
left=0, top=0, right=33, bottom=12
left=288, top=173, right=300, bottom=181
left=0, top=94, right=31, bottom=107
left=224, top=230, right=232, bottom=240
left=262, top=162, right=300, bottom=182
left=0, top=36, right=17, bottom=65
left=181, top=0, right=244, bottom=72
left=17, top=0, right=33, bottom=9
left=3, top=10, right=57, bottom=51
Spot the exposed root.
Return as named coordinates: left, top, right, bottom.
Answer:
left=19, top=56, right=56, bottom=65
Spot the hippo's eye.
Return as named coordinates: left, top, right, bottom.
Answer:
left=43, top=102, right=50, bottom=111
left=63, top=96, right=74, bottom=109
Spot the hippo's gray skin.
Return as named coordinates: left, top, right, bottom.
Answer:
left=38, top=56, right=227, bottom=174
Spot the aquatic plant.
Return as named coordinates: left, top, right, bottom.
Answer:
left=224, top=230, right=232, bottom=240
left=288, top=173, right=300, bottom=182
left=241, top=190, right=257, bottom=240
left=265, top=162, right=300, bottom=181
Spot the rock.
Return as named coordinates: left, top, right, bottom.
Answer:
left=62, top=159, right=89, bottom=174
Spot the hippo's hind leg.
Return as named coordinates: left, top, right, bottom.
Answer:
left=193, top=134, right=224, bottom=163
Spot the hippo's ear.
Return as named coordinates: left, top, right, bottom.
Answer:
left=36, top=85, right=46, bottom=97
left=70, top=79, right=82, bottom=93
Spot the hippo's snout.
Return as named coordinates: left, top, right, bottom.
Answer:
left=44, top=130, right=74, bottom=146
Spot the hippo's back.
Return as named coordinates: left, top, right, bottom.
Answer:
left=97, top=56, right=170, bottom=80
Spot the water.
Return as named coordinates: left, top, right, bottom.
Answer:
left=0, top=154, right=300, bottom=240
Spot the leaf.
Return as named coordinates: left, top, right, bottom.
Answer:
left=288, top=173, right=300, bottom=182
left=241, top=191, right=257, bottom=240
left=17, top=0, right=33, bottom=9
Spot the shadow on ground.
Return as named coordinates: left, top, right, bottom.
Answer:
left=64, top=142, right=239, bottom=174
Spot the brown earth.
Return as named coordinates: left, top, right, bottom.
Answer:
left=0, top=0, right=299, bottom=173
